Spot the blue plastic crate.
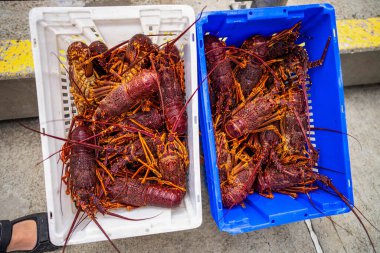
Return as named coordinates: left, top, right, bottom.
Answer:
left=196, top=4, right=353, bottom=234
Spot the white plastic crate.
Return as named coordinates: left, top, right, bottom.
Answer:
left=29, top=5, right=201, bottom=246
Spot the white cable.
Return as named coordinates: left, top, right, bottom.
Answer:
left=305, top=219, right=324, bottom=253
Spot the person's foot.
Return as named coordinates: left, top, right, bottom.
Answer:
left=6, top=220, right=38, bottom=252
left=0, top=213, right=60, bottom=253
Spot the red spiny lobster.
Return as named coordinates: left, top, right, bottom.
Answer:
left=93, top=69, right=159, bottom=120
left=66, top=41, right=97, bottom=114
left=109, top=178, right=184, bottom=208
left=21, top=120, right=144, bottom=253
left=224, top=92, right=288, bottom=139
left=155, top=44, right=187, bottom=135
left=221, top=129, right=281, bottom=207
left=204, top=35, right=236, bottom=122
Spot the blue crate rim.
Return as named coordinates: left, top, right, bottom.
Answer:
left=196, top=3, right=352, bottom=234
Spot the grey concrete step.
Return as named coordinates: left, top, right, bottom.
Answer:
left=0, top=0, right=379, bottom=120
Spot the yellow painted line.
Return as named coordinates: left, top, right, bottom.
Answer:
left=0, top=18, right=379, bottom=79
left=0, top=40, right=34, bottom=79
left=337, top=17, right=380, bottom=51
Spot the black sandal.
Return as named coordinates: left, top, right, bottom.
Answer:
left=0, top=213, right=60, bottom=253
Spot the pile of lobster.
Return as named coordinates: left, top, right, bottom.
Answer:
left=47, top=32, right=191, bottom=251
left=204, top=23, right=379, bottom=251
left=205, top=22, right=334, bottom=208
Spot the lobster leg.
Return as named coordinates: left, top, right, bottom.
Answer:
left=308, top=37, right=331, bottom=68
left=137, top=132, right=160, bottom=183
left=250, top=124, right=284, bottom=142
left=276, top=189, right=298, bottom=198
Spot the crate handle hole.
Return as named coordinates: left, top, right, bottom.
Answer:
left=192, top=33, right=195, bottom=42
left=271, top=220, right=275, bottom=223
left=304, top=213, right=308, bottom=217
left=49, top=212, right=53, bottom=219
left=149, top=25, right=153, bottom=31
left=199, top=39, right=203, bottom=48
left=248, top=11, right=253, bottom=15
left=283, top=9, right=287, bottom=13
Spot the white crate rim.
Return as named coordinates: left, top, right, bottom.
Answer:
left=29, top=5, right=201, bottom=246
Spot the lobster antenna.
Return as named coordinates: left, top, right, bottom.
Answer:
left=19, top=122, right=103, bottom=150
left=51, top=52, right=69, bottom=73
left=315, top=165, right=344, bottom=174
left=35, top=132, right=99, bottom=165
left=80, top=217, right=92, bottom=231
left=105, top=210, right=161, bottom=221
left=342, top=201, right=380, bottom=233
left=73, top=212, right=88, bottom=232
left=219, top=205, right=234, bottom=223
left=62, top=209, right=81, bottom=253
left=321, top=178, right=377, bottom=253
left=166, top=6, right=206, bottom=48
left=148, top=33, right=177, bottom=37
left=59, top=163, right=69, bottom=216
left=90, top=215, right=121, bottom=253
left=35, top=147, right=66, bottom=166
left=311, top=127, right=362, bottom=151
left=305, top=193, right=356, bottom=236
left=317, top=184, right=380, bottom=233
left=99, top=39, right=130, bottom=58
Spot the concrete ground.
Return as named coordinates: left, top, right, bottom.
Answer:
left=0, top=0, right=379, bottom=252
left=0, top=84, right=379, bottom=252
